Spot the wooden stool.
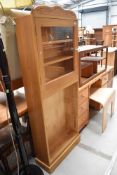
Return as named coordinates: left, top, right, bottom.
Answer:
left=90, top=88, right=115, bottom=132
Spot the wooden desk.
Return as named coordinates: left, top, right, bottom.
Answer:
left=0, top=92, right=27, bottom=129
left=78, top=65, right=114, bottom=132
left=78, top=45, right=104, bottom=54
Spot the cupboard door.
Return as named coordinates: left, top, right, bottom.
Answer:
left=35, top=19, right=78, bottom=96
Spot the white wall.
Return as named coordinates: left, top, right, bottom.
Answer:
left=82, top=11, right=106, bottom=28
left=75, top=0, right=117, bottom=28
left=80, top=0, right=107, bottom=8
left=110, top=3, right=117, bottom=25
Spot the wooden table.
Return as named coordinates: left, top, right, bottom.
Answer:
left=0, top=92, right=27, bottom=129
left=77, top=45, right=105, bottom=54
left=78, top=65, right=114, bottom=131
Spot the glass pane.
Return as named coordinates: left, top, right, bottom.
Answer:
left=42, top=27, right=74, bottom=82
left=42, top=27, right=73, bottom=42
left=45, top=59, right=73, bottom=82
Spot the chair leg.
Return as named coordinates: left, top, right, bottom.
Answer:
left=102, top=107, right=106, bottom=133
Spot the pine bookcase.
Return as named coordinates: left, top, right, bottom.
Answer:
left=16, top=6, right=80, bottom=172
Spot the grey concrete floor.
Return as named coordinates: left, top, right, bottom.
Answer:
left=39, top=75, right=117, bottom=175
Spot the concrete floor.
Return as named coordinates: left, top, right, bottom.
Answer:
left=40, top=75, right=117, bottom=175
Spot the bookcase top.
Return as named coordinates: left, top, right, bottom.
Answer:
left=31, top=5, right=76, bottom=20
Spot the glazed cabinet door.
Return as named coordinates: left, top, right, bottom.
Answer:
left=35, top=19, right=78, bottom=97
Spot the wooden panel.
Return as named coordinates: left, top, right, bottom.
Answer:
left=78, top=110, right=89, bottom=131
left=79, top=87, right=89, bottom=105
left=94, top=28, right=103, bottom=41
left=103, top=26, right=112, bottom=33
left=103, top=25, right=117, bottom=47
left=102, top=83, right=108, bottom=88
left=107, top=80, right=113, bottom=88
left=108, top=69, right=114, bottom=80
left=100, top=74, right=108, bottom=85
left=16, top=15, right=50, bottom=165
left=91, top=73, right=108, bottom=88
left=45, top=72, right=78, bottom=98
left=32, top=6, right=76, bottom=19
left=43, top=83, right=78, bottom=163
left=78, top=86, right=89, bottom=131
left=103, top=52, right=115, bottom=67
left=103, top=26, right=112, bottom=46
left=78, top=100, right=89, bottom=116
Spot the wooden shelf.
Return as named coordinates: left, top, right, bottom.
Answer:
left=49, top=130, right=78, bottom=163
left=43, top=44, right=65, bottom=49
left=44, top=55, right=73, bottom=66
left=43, top=39, right=73, bottom=45
left=45, top=68, right=72, bottom=83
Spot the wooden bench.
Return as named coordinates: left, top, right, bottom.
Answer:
left=90, top=88, right=115, bottom=132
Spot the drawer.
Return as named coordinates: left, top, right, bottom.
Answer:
left=79, top=87, right=89, bottom=105
left=108, top=69, right=114, bottom=80
left=78, top=110, right=89, bottom=131
left=78, top=101, right=89, bottom=116
left=101, top=74, right=108, bottom=85
left=91, top=74, right=108, bottom=88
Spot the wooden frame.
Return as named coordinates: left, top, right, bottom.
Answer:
left=78, top=45, right=108, bottom=87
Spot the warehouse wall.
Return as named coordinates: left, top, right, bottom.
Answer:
left=111, top=2, right=117, bottom=24
left=82, top=11, right=107, bottom=28
left=76, top=0, right=117, bottom=28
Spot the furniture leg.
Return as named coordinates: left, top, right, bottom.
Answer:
left=111, top=96, right=115, bottom=117
left=102, top=107, right=106, bottom=133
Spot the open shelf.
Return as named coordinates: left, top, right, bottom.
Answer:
left=49, top=130, right=78, bottom=163
left=45, top=59, right=73, bottom=82
left=44, top=55, right=73, bottom=66
left=80, top=65, right=106, bottom=85
left=43, top=39, right=73, bottom=45
left=43, top=43, right=65, bottom=49
left=43, top=83, right=78, bottom=163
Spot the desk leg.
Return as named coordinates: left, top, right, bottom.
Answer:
left=102, top=108, right=106, bottom=133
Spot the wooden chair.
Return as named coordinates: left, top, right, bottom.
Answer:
left=0, top=91, right=33, bottom=173
left=90, top=88, right=115, bottom=132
